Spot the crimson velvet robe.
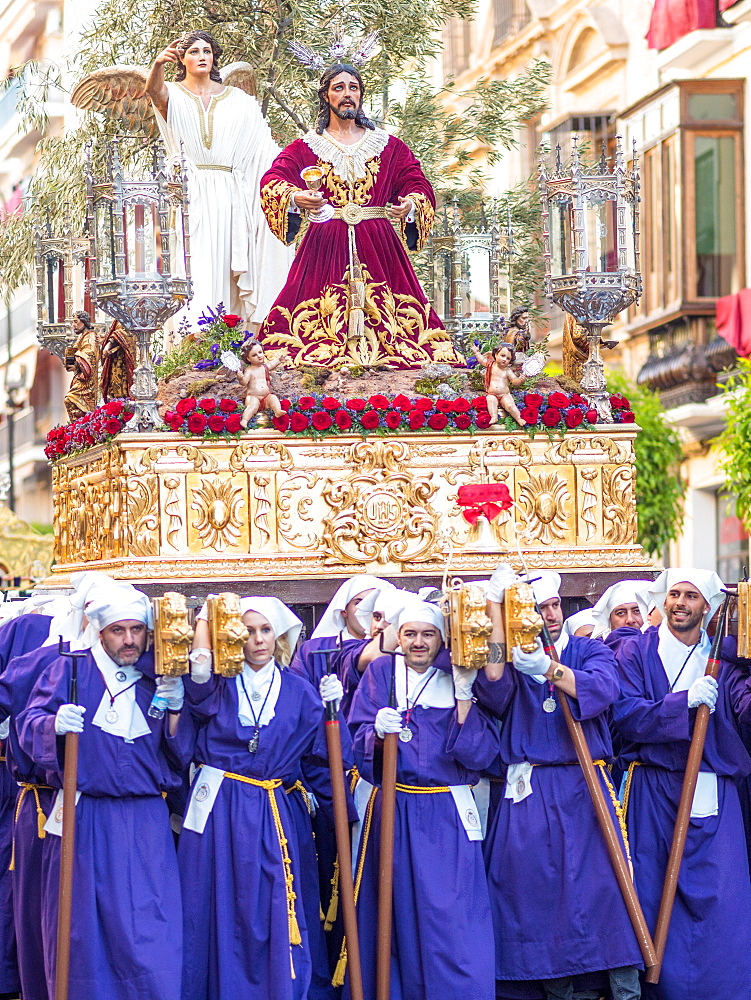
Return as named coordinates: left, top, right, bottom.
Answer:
left=258, top=129, right=462, bottom=369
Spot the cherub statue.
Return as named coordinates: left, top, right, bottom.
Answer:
left=71, top=30, right=292, bottom=331
left=64, top=311, right=98, bottom=421
left=471, top=341, right=526, bottom=426
left=238, top=339, right=287, bottom=426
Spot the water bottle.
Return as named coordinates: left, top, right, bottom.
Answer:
left=148, top=692, right=169, bottom=720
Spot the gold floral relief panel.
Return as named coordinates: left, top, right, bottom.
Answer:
left=513, top=465, right=576, bottom=547
left=186, top=473, right=249, bottom=555
left=160, top=474, right=190, bottom=554
left=575, top=466, right=602, bottom=545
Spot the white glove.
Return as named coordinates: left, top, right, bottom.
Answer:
left=487, top=563, right=517, bottom=603
left=453, top=665, right=475, bottom=701
left=375, top=707, right=403, bottom=738
left=194, top=595, right=219, bottom=622
left=687, top=675, right=718, bottom=712
left=512, top=639, right=551, bottom=676
left=156, top=676, right=184, bottom=711
left=0, top=718, right=8, bottom=740
left=55, top=704, right=86, bottom=735
left=320, top=674, right=344, bottom=705
left=189, top=647, right=213, bottom=684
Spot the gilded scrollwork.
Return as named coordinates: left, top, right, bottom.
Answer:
left=129, top=444, right=218, bottom=475
left=190, top=477, right=246, bottom=552
left=163, top=476, right=184, bottom=551
left=229, top=440, right=294, bottom=472
left=277, top=473, right=320, bottom=549
left=124, top=475, right=159, bottom=557
left=580, top=468, right=598, bottom=541
left=516, top=472, right=571, bottom=545
left=547, top=435, right=632, bottom=465
left=253, top=474, right=272, bottom=547
left=602, top=465, right=636, bottom=545
left=153, top=592, right=193, bottom=676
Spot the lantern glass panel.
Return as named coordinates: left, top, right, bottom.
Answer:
left=622, top=199, right=637, bottom=271
left=95, top=201, right=116, bottom=279
left=550, top=197, right=572, bottom=276
left=584, top=195, right=618, bottom=273
left=434, top=252, right=452, bottom=318
left=462, top=246, right=491, bottom=315
left=126, top=201, right=159, bottom=277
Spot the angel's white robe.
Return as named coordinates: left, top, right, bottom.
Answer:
left=155, top=82, right=293, bottom=329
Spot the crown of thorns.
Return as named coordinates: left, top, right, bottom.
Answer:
left=287, top=29, right=380, bottom=71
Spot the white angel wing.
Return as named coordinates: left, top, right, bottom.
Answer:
left=220, top=62, right=258, bottom=97
left=71, top=65, right=158, bottom=138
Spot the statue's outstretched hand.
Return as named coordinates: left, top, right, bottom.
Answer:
left=387, top=197, right=413, bottom=221
left=154, top=41, right=181, bottom=66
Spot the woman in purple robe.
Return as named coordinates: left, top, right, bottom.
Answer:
left=17, top=587, right=184, bottom=1000
left=346, top=600, right=498, bottom=1000
left=179, top=595, right=351, bottom=1000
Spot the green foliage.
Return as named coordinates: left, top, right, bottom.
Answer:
left=155, top=308, right=252, bottom=381
left=718, top=357, right=751, bottom=530
left=608, top=372, right=686, bottom=557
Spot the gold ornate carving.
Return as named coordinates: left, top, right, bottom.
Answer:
left=163, top=476, right=184, bottom=551
left=503, top=581, right=544, bottom=653
left=229, top=440, right=294, bottom=472
left=253, top=474, right=272, bottom=547
left=445, top=578, right=491, bottom=669
left=208, top=593, right=249, bottom=677
left=547, top=436, right=631, bottom=465
left=602, top=466, right=635, bottom=545
left=153, top=592, right=194, bottom=676
left=580, top=468, right=598, bottom=541
left=321, top=440, right=437, bottom=565
left=191, top=477, right=245, bottom=552
left=124, top=475, right=159, bottom=556
left=516, top=472, right=571, bottom=544
left=277, top=473, right=320, bottom=549
left=130, top=444, right=218, bottom=475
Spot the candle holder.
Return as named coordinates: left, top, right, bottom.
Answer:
left=84, top=138, right=192, bottom=431
left=539, top=135, right=641, bottom=421
left=34, top=222, right=90, bottom=363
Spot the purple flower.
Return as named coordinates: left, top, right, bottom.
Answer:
left=194, top=359, right=219, bottom=370
left=210, top=343, right=220, bottom=356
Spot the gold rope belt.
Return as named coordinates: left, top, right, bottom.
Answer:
left=195, top=163, right=232, bottom=172
left=395, top=783, right=451, bottom=794
left=285, top=780, right=312, bottom=814
left=331, top=204, right=388, bottom=224
left=222, top=770, right=300, bottom=977
left=9, top=783, right=53, bottom=871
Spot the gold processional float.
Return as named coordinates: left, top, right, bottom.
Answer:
left=35, top=135, right=656, bottom=641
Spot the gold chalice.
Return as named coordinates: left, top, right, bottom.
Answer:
left=300, top=166, right=334, bottom=223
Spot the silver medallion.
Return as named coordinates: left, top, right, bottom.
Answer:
left=542, top=697, right=557, bottom=714
left=105, top=708, right=119, bottom=724
left=115, top=671, right=127, bottom=683
left=248, top=734, right=259, bottom=754
left=251, top=690, right=262, bottom=702
left=398, top=728, right=413, bottom=743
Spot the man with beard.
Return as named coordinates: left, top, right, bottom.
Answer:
left=613, top=569, right=751, bottom=1000
left=17, top=584, right=185, bottom=1000
left=258, top=62, right=463, bottom=369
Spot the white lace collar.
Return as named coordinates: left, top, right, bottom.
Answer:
left=303, top=127, right=390, bottom=182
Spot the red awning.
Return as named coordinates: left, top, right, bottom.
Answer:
left=646, top=0, right=716, bottom=49
left=716, top=290, right=751, bottom=358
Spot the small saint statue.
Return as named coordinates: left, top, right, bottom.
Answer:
left=237, top=339, right=287, bottom=427
left=100, top=320, right=136, bottom=401
left=64, top=311, right=98, bottom=421
left=471, top=341, right=526, bottom=427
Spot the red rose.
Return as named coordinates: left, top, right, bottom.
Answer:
left=221, top=314, right=242, bottom=328
left=609, top=394, right=628, bottom=409
left=570, top=393, right=586, bottom=405
left=198, top=397, right=217, bottom=414
left=281, top=398, right=291, bottom=412
left=392, top=394, right=412, bottom=411
left=368, top=394, right=390, bottom=410
left=346, top=398, right=367, bottom=412
left=435, top=399, right=454, bottom=413
left=414, top=397, right=434, bottom=411
left=475, top=412, right=492, bottom=429
left=272, top=414, right=290, bottom=432
left=334, top=410, right=352, bottom=430
left=360, top=411, right=380, bottom=430
left=585, top=409, right=598, bottom=423
left=105, top=419, right=121, bottom=434
left=225, top=414, right=243, bottom=433
left=384, top=411, right=402, bottom=429
left=524, top=393, right=543, bottom=407
left=453, top=397, right=471, bottom=413
left=454, top=414, right=472, bottom=430
left=208, top=414, right=226, bottom=432
left=321, top=396, right=341, bottom=411
left=290, top=413, right=309, bottom=432
left=187, top=412, right=207, bottom=433
left=176, top=397, right=197, bottom=415
left=312, top=412, right=333, bottom=431
left=542, top=407, right=561, bottom=427
left=471, top=396, right=489, bottom=410
left=219, top=398, right=237, bottom=412
left=618, top=410, right=636, bottom=423
left=298, top=396, right=316, bottom=410
left=104, top=400, right=124, bottom=417
left=548, top=392, right=570, bottom=409
left=520, top=406, right=539, bottom=424
left=428, top=412, right=449, bottom=430
left=564, top=409, right=584, bottom=429
left=408, top=411, right=426, bottom=430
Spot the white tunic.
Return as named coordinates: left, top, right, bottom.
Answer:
left=155, top=82, right=293, bottom=329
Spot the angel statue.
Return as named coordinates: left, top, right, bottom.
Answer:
left=72, top=29, right=293, bottom=333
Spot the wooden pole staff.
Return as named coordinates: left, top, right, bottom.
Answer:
left=376, top=635, right=398, bottom=1000
left=55, top=641, right=87, bottom=1000
left=320, top=648, right=364, bottom=1000
left=539, top=620, right=657, bottom=972
left=645, top=592, right=733, bottom=984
